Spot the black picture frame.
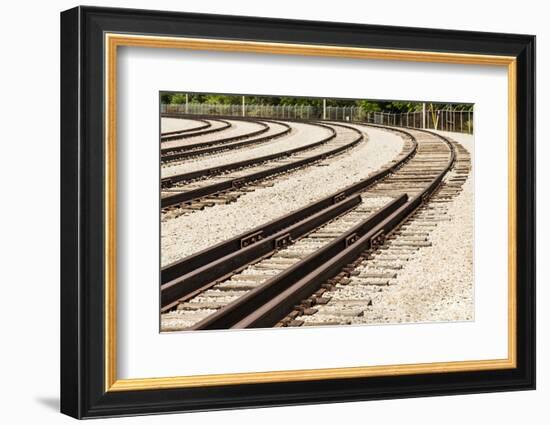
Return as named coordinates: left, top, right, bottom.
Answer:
left=60, top=5, right=535, bottom=419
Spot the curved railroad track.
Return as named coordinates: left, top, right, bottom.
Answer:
left=161, top=118, right=266, bottom=154
left=284, top=140, right=471, bottom=327
left=161, top=119, right=292, bottom=163
left=160, top=123, right=472, bottom=331
left=161, top=117, right=212, bottom=138
left=161, top=118, right=232, bottom=142
left=161, top=121, right=365, bottom=213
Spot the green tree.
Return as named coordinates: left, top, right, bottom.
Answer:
left=170, top=93, right=187, bottom=104
left=160, top=93, right=173, bottom=104
left=356, top=100, right=382, bottom=112
left=203, top=94, right=242, bottom=105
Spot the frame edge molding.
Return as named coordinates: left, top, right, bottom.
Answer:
left=60, top=6, right=536, bottom=419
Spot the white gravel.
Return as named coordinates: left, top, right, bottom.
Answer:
left=161, top=118, right=205, bottom=134
left=161, top=119, right=263, bottom=150
left=434, top=130, right=474, bottom=153
left=161, top=124, right=404, bottom=266
left=161, top=121, right=331, bottom=178
left=308, top=131, right=474, bottom=325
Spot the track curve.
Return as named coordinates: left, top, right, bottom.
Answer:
left=160, top=124, right=469, bottom=331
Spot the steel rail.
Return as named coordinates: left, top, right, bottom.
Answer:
left=161, top=119, right=268, bottom=154
left=160, top=124, right=418, bottom=285
left=160, top=123, right=363, bottom=208
left=161, top=120, right=292, bottom=162
left=161, top=118, right=211, bottom=137
left=233, top=136, right=456, bottom=329
left=161, top=121, right=336, bottom=187
left=188, top=195, right=408, bottom=330
left=160, top=118, right=232, bottom=142
left=160, top=194, right=362, bottom=312
left=188, top=129, right=456, bottom=330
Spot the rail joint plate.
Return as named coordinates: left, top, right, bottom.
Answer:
left=345, top=233, right=359, bottom=247
left=240, top=231, right=263, bottom=248
left=274, top=233, right=292, bottom=249
left=333, top=192, right=346, bottom=204
left=370, top=229, right=385, bottom=248
left=232, top=178, right=246, bottom=189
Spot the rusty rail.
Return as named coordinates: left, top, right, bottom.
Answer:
left=160, top=194, right=362, bottom=312
left=160, top=118, right=232, bottom=142
left=162, top=120, right=291, bottom=162
left=161, top=119, right=267, bottom=154
left=189, top=195, right=408, bottom=330
left=161, top=126, right=417, bottom=284
left=161, top=118, right=211, bottom=137
left=161, top=123, right=363, bottom=208
left=188, top=129, right=455, bottom=330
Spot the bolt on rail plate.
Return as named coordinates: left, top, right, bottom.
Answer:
left=345, top=233, right=359, bottom=247
left=232, top=178, right=246, bottom=188
left=240, top=231, right=264, bottom=248
left=333, top=192, right=346, bottom=204
left=274, top=233, right=292, bottom=249
left=370, top=229, right=385, bottom=248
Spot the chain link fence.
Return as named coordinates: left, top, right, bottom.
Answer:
left=161, top=103, right=474, bottom=134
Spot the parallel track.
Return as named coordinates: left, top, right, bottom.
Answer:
left=161, top=118, right=267, bottom=155
left=161, top=119, right=291, bottom=163
left=283, top=141, right=471, bottom=327
left=161, top=118, right=212, bottom=138
left=160, top=123, right=471, bottom=332
left=161, top=118, right=232, bottom=142
left=160, top=121, right=364, bottom=210
left=161, top=123, right=462, bottom=329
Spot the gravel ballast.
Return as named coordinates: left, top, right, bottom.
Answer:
left=161, top=124, right=404, bottom=266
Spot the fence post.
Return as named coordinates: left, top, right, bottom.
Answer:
left=422, top=103, right=426, bottom=129
left=452, top=108, right=456, bottom=132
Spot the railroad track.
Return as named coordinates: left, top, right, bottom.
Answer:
left=161, top=119, right=292, bottom=163
left=161, top=118, right=267, bottom=156
left=160, top=121, right=364, bottom=213
left=161, top=118, right=232, bottom=142
left=160, top=124, right=470, bottom=332
left=278, top=140, right=471, bottom=328
left=161, top=117, right=212, bottom=138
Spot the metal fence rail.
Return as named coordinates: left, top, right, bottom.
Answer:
left=161, top=103, right=474, bottom=134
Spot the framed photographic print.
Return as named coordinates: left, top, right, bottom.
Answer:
left=60, top=5, right=535, bottom=419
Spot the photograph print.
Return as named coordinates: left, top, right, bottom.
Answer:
left=159, top=92, right=474, bottom=332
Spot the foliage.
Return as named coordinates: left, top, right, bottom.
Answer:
left=160, top=92, right=473, bottom=112
left=203, top=95, right=242, bottom=105
left=355, top=100, right=382, bottom=112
